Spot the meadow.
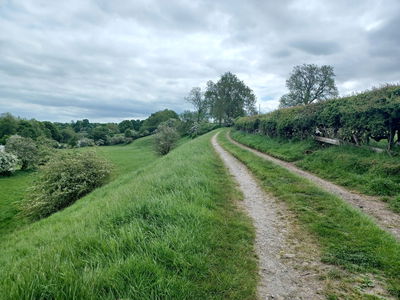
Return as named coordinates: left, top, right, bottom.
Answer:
left=0, top=132, right=257, bottom=299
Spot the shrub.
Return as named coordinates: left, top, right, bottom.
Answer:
left=21, top=151, right=112, bottom=220
left=154, top=121, right=180, bottom=155
left=188, top=122, right=220, bottom=138
left=5, top=135, right=39, bottom=169
left=77, top=137, right=95, bottom=147
left=124, top=129, right=136, bottom=138
left=0, top=151, right=18, bottom=176
left=107, top=135, right=131, bottom=145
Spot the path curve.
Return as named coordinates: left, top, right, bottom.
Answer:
left=212, top=133, right=323, bottom=300
left=227, top=132, right=400, bottom=240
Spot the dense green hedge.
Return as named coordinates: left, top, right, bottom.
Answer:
left=235, top=85, right=400, bottom=149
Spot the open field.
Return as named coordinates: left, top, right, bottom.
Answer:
left=0, top=132, right=257, bottom=299
left=218, top=129, right=400, bottom=298
left=0, top=136, right=158, bottom=238
left=231, top=130, right=400, bottom=213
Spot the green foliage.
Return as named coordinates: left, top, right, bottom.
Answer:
left=141, top=109, right=179, bottom=133
left=205, top=72, right=257, bottom=125
left=236, top=85, right=400, bottom=149
left=0, top=133, right=256, bottom=299
left=21, top=151, right=112, bottom=220
left=280, top=64, right=338, bottom=107
left=154, top=120, right=180, bottom=155
left=5, top=135, right=39, bottom=170
left=218, top=130, right=400, bottom=296
left=60, top=127, right=78, bottom=146
left=0, top=113, right=18, bottom=140
left=0, top=151, right=18, bottom=176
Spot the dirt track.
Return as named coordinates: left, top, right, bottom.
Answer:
left=212, top=133, right=324, bottom=300
left=227, top=132, right=400, bottom=241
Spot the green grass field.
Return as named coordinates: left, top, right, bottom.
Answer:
left=231, top=130, right=400, bottom=213
left=0, top=136, right=158, bottom=238
left=0, top=132, right=257, bottom=299
left=218, top=130, right=400, bottom=298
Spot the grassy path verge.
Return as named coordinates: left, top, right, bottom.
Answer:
left=228, top=131, right=400, bottom=241
left=0, top=132, right=257, bottom=299
left=230, top=130, right=400, bottom=213
left=218, top=129, right=400, bottom=299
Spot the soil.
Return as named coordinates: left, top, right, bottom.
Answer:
left=227, top=132, right=400, bottom=241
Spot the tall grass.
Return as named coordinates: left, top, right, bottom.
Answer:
left=219, top=130, right=400, bottom=298
left=0, top=132, right=257, bottom=299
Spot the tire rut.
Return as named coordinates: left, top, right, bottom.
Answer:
left=227, top=132, right=400, bottom=241
left=212, top=133, right=324, bottom=300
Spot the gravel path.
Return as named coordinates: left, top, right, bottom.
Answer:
left=227, top=132, right=400, bottom=241
left=212, top=134, right=324, bottom=300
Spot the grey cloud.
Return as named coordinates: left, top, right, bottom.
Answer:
left=0, top=0, right=399, bottom=121
left=290, top=40, right=341, bottom=56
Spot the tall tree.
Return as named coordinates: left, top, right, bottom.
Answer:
left=279, top=64, right=338, bottom=108
left=205, top=72, right=257, bottom=125
left=185, top=87, right=208, bottom=122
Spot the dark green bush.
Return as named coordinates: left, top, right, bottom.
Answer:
left=21, top=151, right=112, bottom=220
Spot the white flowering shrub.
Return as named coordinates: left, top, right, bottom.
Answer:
left=0, top=151, right=18, bottom=176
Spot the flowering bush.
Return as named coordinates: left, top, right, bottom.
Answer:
left=21, top=151, right=112, bottom=220
left=0, top=151, right=18, bottom=176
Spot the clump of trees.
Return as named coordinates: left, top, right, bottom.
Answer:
left=205, top=72, right=257, bottom=125
left=279, top=64, right=338, bottom=108
left=21, top=151, right=112, bottom=220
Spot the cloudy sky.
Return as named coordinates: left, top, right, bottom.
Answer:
left=0, top=0, right=399, bottom=122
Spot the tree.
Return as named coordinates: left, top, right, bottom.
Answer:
left=205, top=72, right=257, bottom=125
left=0, top=113, right=18, bottom=141
left=118, top=120, right=134, bottom=133
left=5, top=135, right=39, bottom=170
left=185, top=87, right=208, bottom=122
left=60, top=128, right=78, bottom=146
left=141, top=109, right=179, bottom=133
left=279, top=64, right=338, bottom=108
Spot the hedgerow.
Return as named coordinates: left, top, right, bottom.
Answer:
left=235, top=85, right=400, bottom=149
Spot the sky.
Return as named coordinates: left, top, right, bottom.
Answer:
left=0, top=0, right=399, bottom=122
